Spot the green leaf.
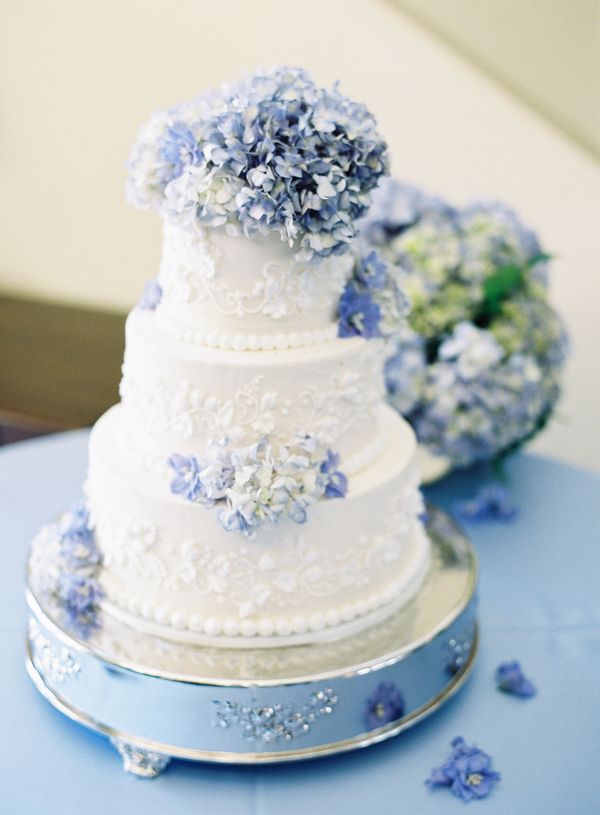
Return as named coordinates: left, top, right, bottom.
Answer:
left=483, top=264, right=524, bottom=307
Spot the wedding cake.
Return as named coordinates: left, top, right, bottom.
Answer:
left=70, top=67, right=431, bottom=647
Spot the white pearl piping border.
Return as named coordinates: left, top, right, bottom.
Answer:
left=155, top=312, right=339, bottom=351
left=100, top=526, right=431, bottom=650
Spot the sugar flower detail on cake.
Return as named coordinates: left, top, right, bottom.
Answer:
left=168, top=434, right=347, bottom=538
left=29, top=500, right=103, bottom=639
left=127, top=65, right=388, bottom=261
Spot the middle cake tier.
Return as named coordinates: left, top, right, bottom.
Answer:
left=120, top=309, right=387, bottom=476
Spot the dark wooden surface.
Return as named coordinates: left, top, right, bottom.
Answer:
left=0, top=294, right=125, bottom=442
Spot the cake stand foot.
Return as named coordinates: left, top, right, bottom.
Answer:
left=110, top=738, right=171, bottom=777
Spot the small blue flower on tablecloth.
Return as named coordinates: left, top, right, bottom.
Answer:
left=137, top=279, right=163, bottom=311
left=453, top=483, right=517, bottom=523
left=495, top=660, right=536, bottom=698
left=426, top=736, right=501, bottom=802
left=365, top=682, right=405, bottom=729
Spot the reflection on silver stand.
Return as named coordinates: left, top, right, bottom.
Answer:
left=25, top=505, right=477, bottom=776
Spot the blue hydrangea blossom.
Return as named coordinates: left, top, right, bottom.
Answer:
left=127, top=66, right=389, bottom=260
left=426, top=736, right=501, bottom=802
left=363, top=178, right=567, bottom=468
left=168, top=434, right=347, bottom=539
left=53, top=501, right=103, bottom=637
left=338, top=248, right=409, bottom=340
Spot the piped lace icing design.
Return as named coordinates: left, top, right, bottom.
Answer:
left=156, top=225, right=353, bottom=343
left=120, top=348, right=384, bottom=454
left=96, top=469, right=424, bottom=638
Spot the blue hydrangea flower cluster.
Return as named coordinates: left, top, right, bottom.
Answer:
left=168, top=434, right=347, bottom=539
left=426, top=736, right=501, bottom=802
left=137, top=279, right=162, bottom=310
left=127, top=66, right=388, bottom=260
left=495, top=660, right=536, bottom=698
left=453, top=483, right=517, bottom=523
left=365, top=682, right=405, bottom=729
left=365, top=179, right=567, bottom=468
left=55, top=501, right=103, bottom=637
left=338, top=249, right=409, bottom=339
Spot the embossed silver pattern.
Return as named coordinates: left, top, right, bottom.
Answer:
left=29, top=618, right=81, bottom=684
left=110, top=738, right=171, bottom=777
left=214, top=689, right=338, bottom=743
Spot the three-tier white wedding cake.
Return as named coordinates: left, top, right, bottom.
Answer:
left=82, top=67, right=431, bottom=647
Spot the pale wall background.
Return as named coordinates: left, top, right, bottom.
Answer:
left=1, top=0, right=599, bottom=470
left=395, top=0, right=600, bottom=158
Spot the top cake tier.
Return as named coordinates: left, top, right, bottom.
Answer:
left=155, top=224, right=353, bottom=349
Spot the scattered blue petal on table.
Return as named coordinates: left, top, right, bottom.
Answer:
left=426, top=736, right=501, bottom=803
left=364, top=682, right=405, bottom=728
left=453, top=483, right=517, bottom=523
left=495, top=660, right=536, bottom=698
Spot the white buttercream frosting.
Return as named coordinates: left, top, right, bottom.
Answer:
left=83, top=221, right=430, bottom=647
left=120, top=310, right=386, bottom=473
left=87, top=405, right=430, bottom=645
left=155, top=223, right=353, bottom=344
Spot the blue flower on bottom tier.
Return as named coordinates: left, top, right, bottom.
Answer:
left=53, top=500, right=104, bottom=637
left=58, top=500, right=101, bottom=568
left=362, top=178, right=568, bottom=470
left=168, top=434, right=347, bottom=539
left=365, top=682, right=405, bottom=728
left=426, top=736, right=501, bottom=802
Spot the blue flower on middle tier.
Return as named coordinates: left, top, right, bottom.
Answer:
left=168, top=434, right=347, bottom=539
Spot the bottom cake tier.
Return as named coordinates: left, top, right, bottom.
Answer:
left=84, top=404, right=431, bottom=647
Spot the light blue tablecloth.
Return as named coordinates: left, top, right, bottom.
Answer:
left=1, top=431, right=599, bottom=814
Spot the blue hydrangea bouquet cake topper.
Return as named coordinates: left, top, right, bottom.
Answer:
left=346, top=178, right=568, bottom=473
left=127, top=65, right=388, bottom=261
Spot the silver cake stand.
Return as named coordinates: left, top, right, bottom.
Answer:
left=25, top=506, right=477, bottom=777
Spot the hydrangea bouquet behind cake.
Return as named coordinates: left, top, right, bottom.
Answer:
left=341, top=178, right=568, bottom=476
left=32, top=67, right=432, bottom=647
